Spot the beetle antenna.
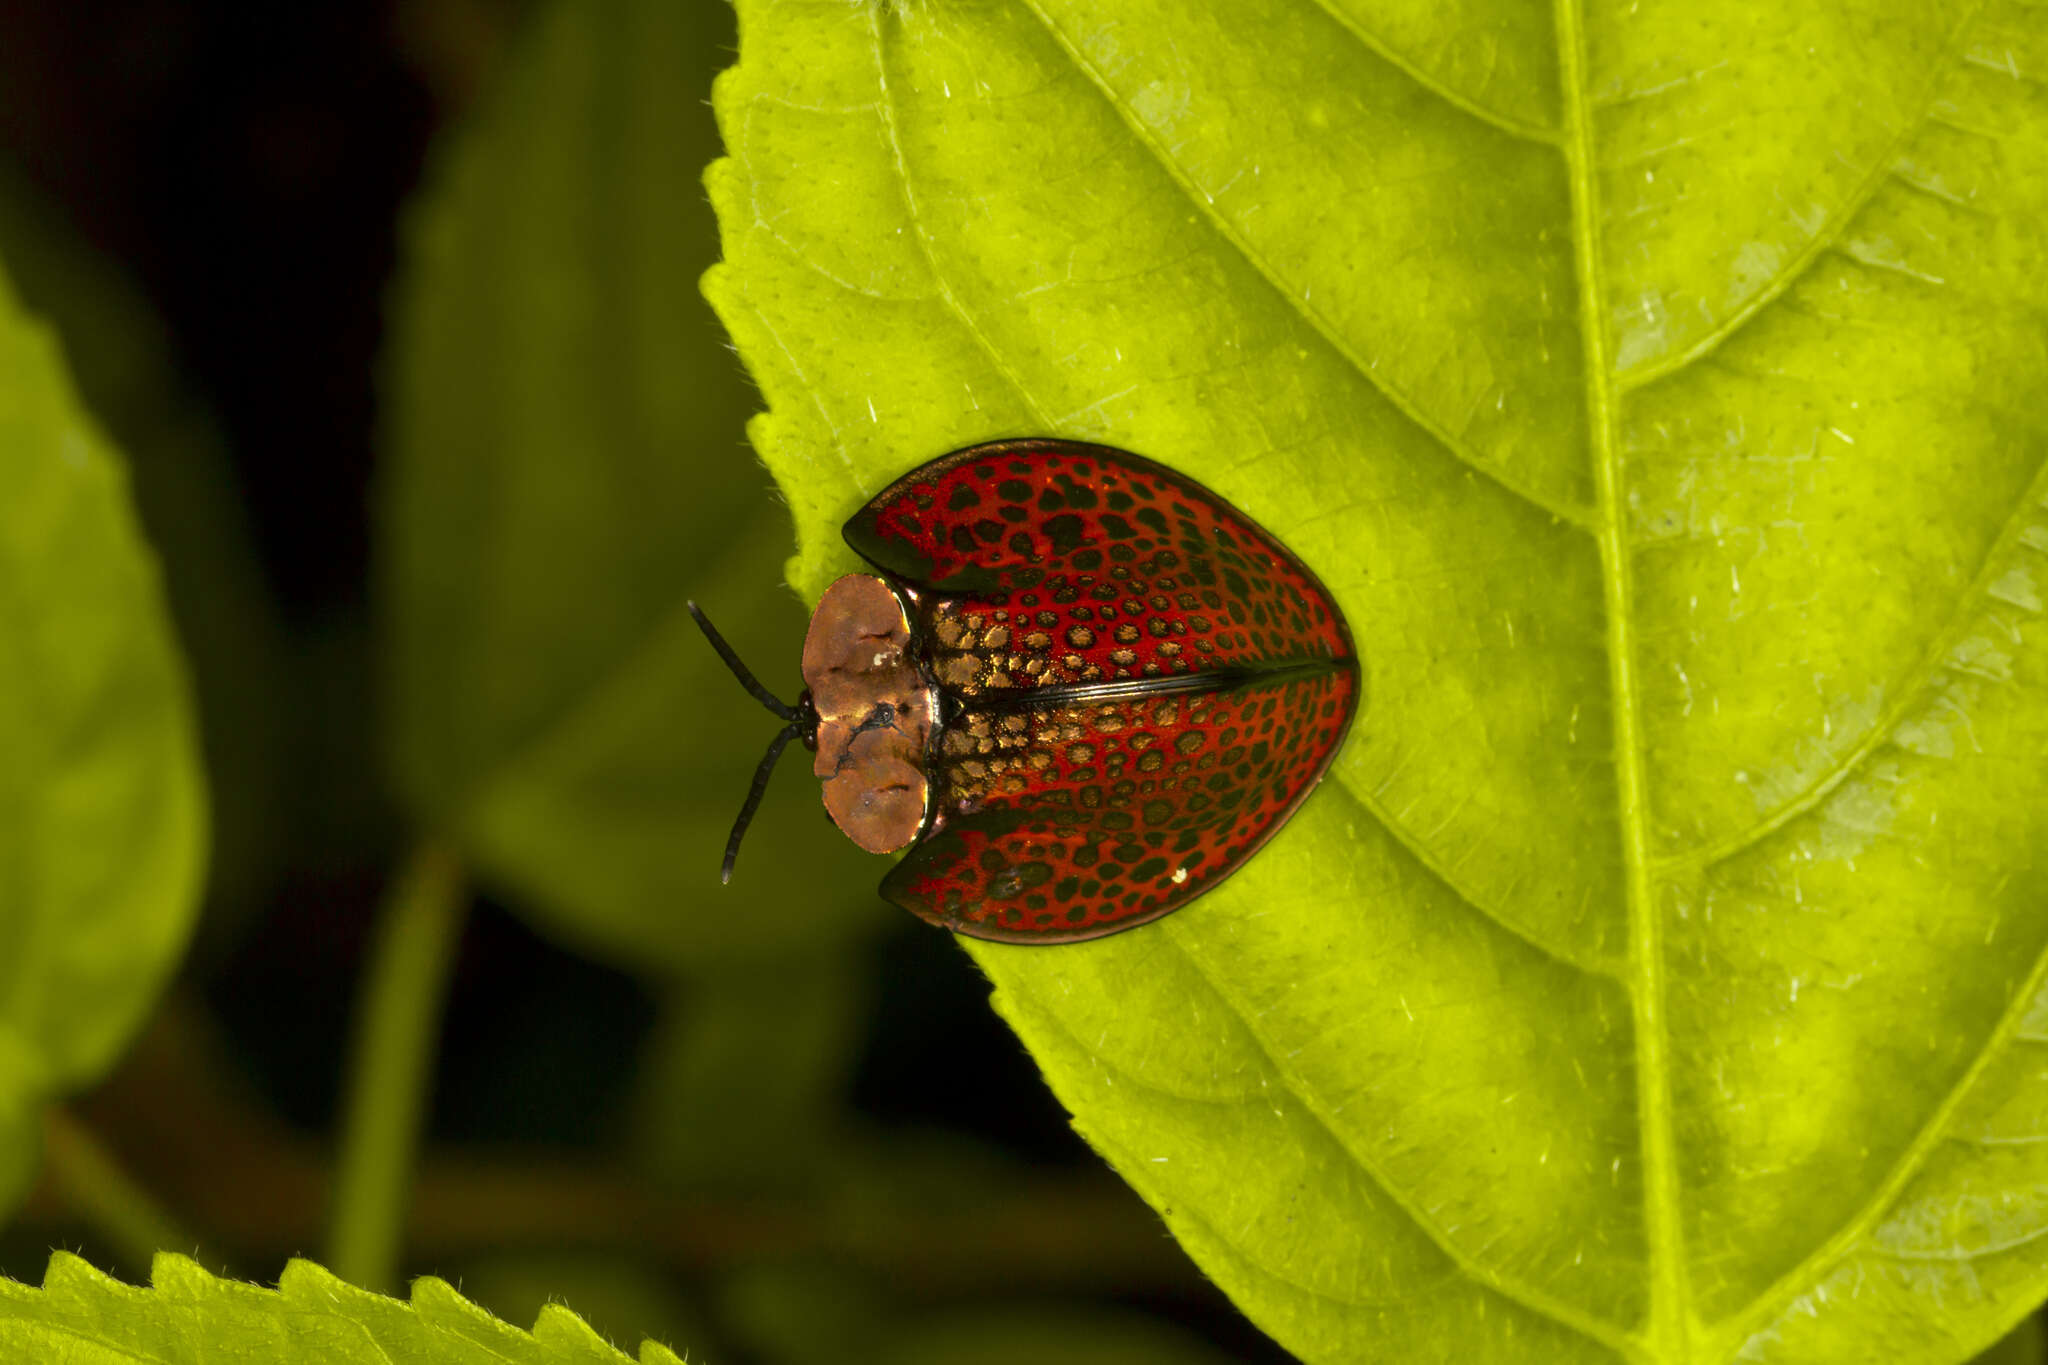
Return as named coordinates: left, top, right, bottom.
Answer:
left=688, top=600, right=799, bottom=722
left=723, top=722, right=801, bottom=883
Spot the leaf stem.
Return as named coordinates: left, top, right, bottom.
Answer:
left=327, top=839, right=467, bottom=1293
left=1554, top=0, right=1690, bottom=1352
left=40, top=1106, right=197, bottom=1269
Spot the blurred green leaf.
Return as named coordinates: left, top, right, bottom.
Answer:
left=716, top=1262, right=890, bottom=1365
left=0, top=253, right=204, bottom=1218
left=0, top=159, right=288, bottom=936
left=875, top=1308, right=1245, bottom=1365
left=631, top=953, right=867, bottom=1190
left=720, top=1262, right=1246, bottom=1365
left=381, top=0, right=884, bottom=968
left=0, top=1253, right=685, bottom=1364
left=706, top=0, right=2048, bottom=1361
left=1977, top=1316, right=2047, bottom=1365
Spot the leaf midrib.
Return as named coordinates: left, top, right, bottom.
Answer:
left=1551, top=0, right=1688, bottom=1356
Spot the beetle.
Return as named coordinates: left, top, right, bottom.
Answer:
left=691, top=438, right=1359, bottom=943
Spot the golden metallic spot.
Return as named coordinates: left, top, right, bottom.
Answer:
left=1062, top=653, right=1084, bottom=671
left=1151, top=595, right=1169, bottom=611
left=992, top=609, right=1009, bottom=622
left=1113, top=623, right=1140, bottom=644
left=1142, top=662, right=1161, bottom=676
left=1159, top=641, right=1182, bottom=656
left=1003, top=774, right=1027, bottom=793
left=943, top=729, right=975, bottom=755
left=1195, top=638, right=1216, bottom=654
left=986, top=670, right=1013, bottom=689
left=1137, top=751, right=1164, bottom=773
left=1110, top=648, right=1137, bottom=667
left=1082, top=664, right=1103, bottom=680
left=961, top=759, right=988, bottom=779
left=934, top=615, right=971, bottom=649
left=1066, top=625, right=1095, bottom=648
left=1189, top=615, right=1212, bottom=631
left=1027, top=751, right=1053, bottom=770
left=966, top=613, right=986, bottom=630
left=1123, top=599, right=1145, bottom=616
left=1154, top=699, right=1179, bottom=726
left=1023, top=631, right=1052, bottom=650
left=984, top=625, right=1011, bottom=649
left=1023, top=657, right=1046, bottom=675
left=977, top=736, right=996, bottom=754
left=1000, top=713, right=1027, bottom=734
left=1037, top=610, right=1059, bottom=627
left=1067, top=743, right=1096, bottom=764
left=937, top=655, right=980, bottom=687
left=1093, top=708, right=1124, bottom=732
left=1147, top=618, right=1170, bottom=637
left=1129, top=732, right=1155, bottom=750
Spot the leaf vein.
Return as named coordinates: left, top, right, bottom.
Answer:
left=1661, top=445, right=2048, bottom=875
left=1555, top=0, right=1688, bottom=1353
left=1713, top=934, right=2048, bottom=1354
left=867, top=10, right=1059, bottom=436
left=1295, top=0, right=1561, bottom=144
left=1330, top=771, right=1621, bottom=978
left=1615, top=2, right=1985, bottom=393
left=1015, top=0, right=1598, bottom=533
left=1150, top=930, right=1646, bottom=1359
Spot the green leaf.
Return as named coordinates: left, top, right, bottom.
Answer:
left=380, top=0, right=885, bottom=968
left=0, top=253, right=205, bottom=1217
left=705, top=1, right=2048, bottom=1361
left=0, top=157, right=289, bottom=929
left=433, top=1252, right=713, bottom=1364
left=0, top=1253, right=686, bottom=1364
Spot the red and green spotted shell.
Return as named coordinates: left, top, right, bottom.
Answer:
left=710, top=438, right=1360, bottom=944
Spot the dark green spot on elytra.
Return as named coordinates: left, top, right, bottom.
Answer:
left=1043, top=514, right=1087, bottom=554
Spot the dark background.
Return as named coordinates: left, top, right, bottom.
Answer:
left=0, top=1, right=1289, bottom=1359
